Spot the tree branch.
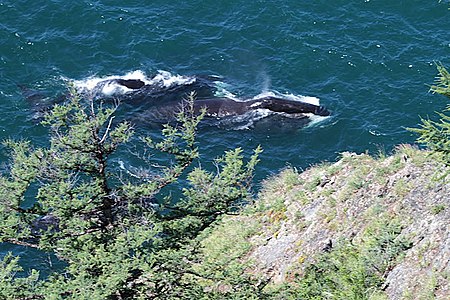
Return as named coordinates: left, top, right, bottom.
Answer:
left=100, top=116, right=115, bottom=144
left=4, top=238, right=39, bottom=249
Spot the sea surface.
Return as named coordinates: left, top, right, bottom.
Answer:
left=0, top=0, right=449, bottom=274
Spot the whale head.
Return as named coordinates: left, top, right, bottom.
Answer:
left=313, top=105, right=331, bottom=117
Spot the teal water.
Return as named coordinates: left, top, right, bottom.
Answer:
left=0, top=1, right=449, bottom=274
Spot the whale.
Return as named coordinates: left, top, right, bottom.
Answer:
left=108, top=78, right=330, bottom=116
left=21, top=73, right=331, bottom=128
left=127, top=95, right=330, bottom=128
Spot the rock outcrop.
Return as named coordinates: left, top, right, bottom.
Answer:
left=200, top=145, right=449, bottom=299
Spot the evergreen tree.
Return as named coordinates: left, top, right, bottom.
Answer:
left=410, top=64, right=450, bottom=168
left=0, top=89, right=261, bottom=299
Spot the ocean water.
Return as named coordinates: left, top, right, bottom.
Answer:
left=0, top=0, right=449, bottom=273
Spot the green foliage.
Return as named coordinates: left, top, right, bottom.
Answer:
left=274, top=217, right=411, bottom=300
left=0, top=91, right=261, bottom=299
left=409, top=64, right=450, bottom=169
left=0, top=253, right=40, bottom=299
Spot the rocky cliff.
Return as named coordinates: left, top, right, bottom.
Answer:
left=198, top=145, right=449, bottom=299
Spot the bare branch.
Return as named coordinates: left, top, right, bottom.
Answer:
left=4, top=238, right=39, bottom=249
left=100, top=116, right=115, bottom=144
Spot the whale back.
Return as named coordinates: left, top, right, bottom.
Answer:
left=254, top=96, right=330, bottom=116
left=115, top=79, right=145, bottom=89
left=136, top=95, right=330, bottom=125
left=193, top=98, right=248, bottom=117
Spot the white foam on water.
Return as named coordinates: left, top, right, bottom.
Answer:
left=221, top=108, right=273, bottom=130
left=149, top=70, right=196, bottom=88
left=213, top=81, right=239, bottom=100
left=251, top=91, right=321, bottom=106
left=101, top=82, right=128, bottom=96
left=70, top=70, right=196, bottom=96
left=295, top=95, right=320, bottom=106
left=304, top=113, right=330, bottom=127
left=251, top=91, right=277, bottom=100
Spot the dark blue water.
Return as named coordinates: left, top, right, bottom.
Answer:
left=0, top=0, right=449, bottom=273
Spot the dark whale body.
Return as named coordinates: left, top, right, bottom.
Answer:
left=110, top=79, right=330, bottom=119
left=116, top=79, right=145, bottom=89
left=191, top=97, right=330, bottom=118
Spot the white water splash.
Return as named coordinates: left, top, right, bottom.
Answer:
left=70, top=70, right=196, bottom=96
left=213, top=81, right=239, bottom=100
left=304, top=113, right=330, bottom=128
left=251, top=91, right=321, bottom=106
left=221, top=108, right=273, bottom=130
left=150, top=70, right=196, bottom=88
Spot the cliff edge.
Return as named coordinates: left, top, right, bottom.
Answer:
left=198, top=145, right=449, bottom=299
